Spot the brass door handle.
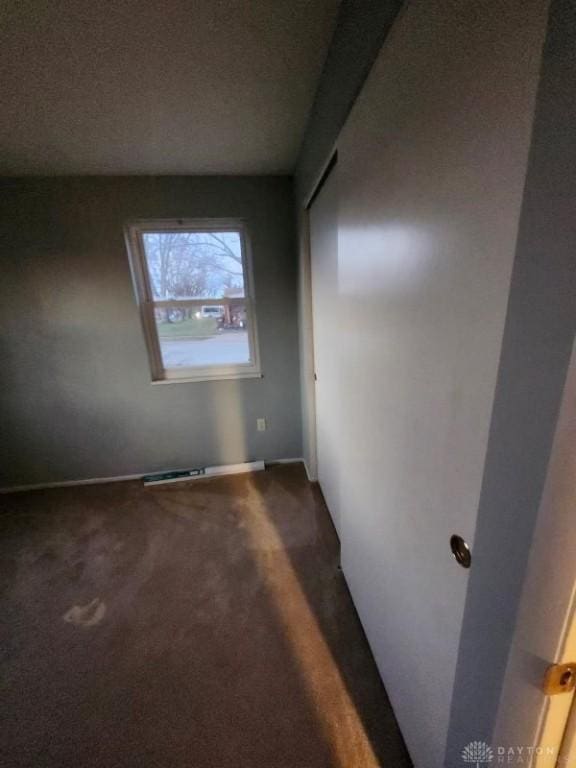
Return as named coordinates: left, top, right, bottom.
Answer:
left=543, top=663, right=576, bottom=695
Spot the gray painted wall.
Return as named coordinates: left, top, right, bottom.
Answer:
left=0, top=176, right=301, bottom=488
left=445, top=1, right=576, bottom=761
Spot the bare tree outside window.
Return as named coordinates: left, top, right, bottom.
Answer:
left=125, top=220, right=260, bottom=382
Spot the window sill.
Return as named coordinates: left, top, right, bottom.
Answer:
left=150, top=371, right=263, bottom=385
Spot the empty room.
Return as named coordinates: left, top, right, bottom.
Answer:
left=1, top=1, right=575, bottom=767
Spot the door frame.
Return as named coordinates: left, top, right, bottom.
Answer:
left=298, top=151, right=339, bottom=483
left=493, top=337, right=576, bottom=766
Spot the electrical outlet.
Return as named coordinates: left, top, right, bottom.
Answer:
left=257, top=418, right=267, bottom=432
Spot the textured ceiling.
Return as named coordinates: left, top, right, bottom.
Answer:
left=0, top=0, right=339, bottom=175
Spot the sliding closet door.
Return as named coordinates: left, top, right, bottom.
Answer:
left=333, top=1, right=549, bottom=765
left=309, top=165, right=341, bottom=534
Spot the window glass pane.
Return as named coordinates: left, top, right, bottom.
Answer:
left=155, top=302, right=251, bottom=369
left=142, top=231, right=245, bottom=300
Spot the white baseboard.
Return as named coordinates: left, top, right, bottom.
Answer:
left=0, top=473, right=144, bottom=495
left=0, top=458, right=309, bottom=495
left=304, top=461, right=316, bottom=482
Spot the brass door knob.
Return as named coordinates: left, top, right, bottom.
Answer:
left=543, top=663, right=576, bottom=695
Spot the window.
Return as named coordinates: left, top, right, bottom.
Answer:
left=125, top=219, right=261, bottom=382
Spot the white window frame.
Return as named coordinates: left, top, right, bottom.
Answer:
left=124, top=218, right=262, bottom=384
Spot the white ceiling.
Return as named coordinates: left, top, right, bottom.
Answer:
left=0, top=0, right=339, bottom=175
